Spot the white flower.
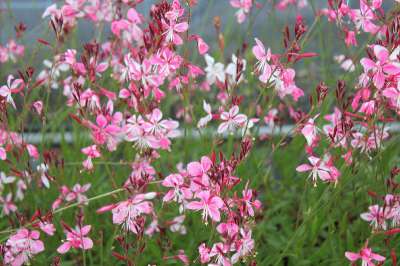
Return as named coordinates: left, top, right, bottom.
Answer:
left=226, top=54, right=246, bottom=84
left=197, top=100, right=212, bottom=128
left=37, top=163, right=50, bottom=189
left=204, top=54, right=225, bottom=84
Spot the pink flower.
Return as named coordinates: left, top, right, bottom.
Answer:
left=65, top=183, right=91, bottom=204
left=126, top=158, right=156, bottom=186
left=110, top=193, right=155, bottom=234
left=81, top=145, right=101, bottom=170
left=0, top=193, right=17, bottom=215
left=230, top=0, right=252, bottom=24
left=199, top=243, right=211, bottom=263
left=360, top=45, right=400, bottom=89
left=231, top=229, right=255, bottom=263
left=162, top=174, right=192, bottom=205
left=296, top=156, right=339, bottom=186
left=124, top=57, right=164, bottom=99
left=301, top=115, right=319, bottom=146
left=187, top=191, right=224, bottom=223
left=187, top=156, right=213, bottom=188
left=164, top=250, right=190, bottom=266
left=57, top=224, right=93, bottom=254
left=345, top=244, right=385, bottom=266
left=217, top=106, right=248, bottom=134
left=252, top=38, right=272, bottom=82
left=359, top=100, right=376, bottom=115
left=360, top=205, right=392, bottom=230
left=4, top=229, right=44, bottom=266
left=169, top=215, right=187, bottom=234
left=39, top=222, right=56, bottom=236
left=382, top=80, right=400, bottom=111
left=345, top=30, right=357, bottom=47
left=264, top=108, right=278, bottom=128
left=216, top=221, right=239, bottom=237
left=142, top=108, right=179, bottom=136
left=0, top=75, right=24, bottom=109
left=351, top=0, right=379, bottom=34
left=272, top=67, right=304, bottom=101
left=196, top=36, right=209, bottom=55
left=0, top=146, right=6, bottom=160
left=89, top=114, right=121, bottom=150
left=209, top=242, right=232, bottom=266
left=32, top=101, right=43, bottom=115
left=153, top=48, right=183, bottom=76
left=26, top=144, right=39, bottom=160
left=162, top=18, right=188, bottom=45
left=241, top=187, right=262, bottom=217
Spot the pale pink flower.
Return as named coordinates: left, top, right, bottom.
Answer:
left=241, top=188, right=262, bottom=217
left=334, top=55, right=355, bottom=72
left=125, top=57, right=164, bottom=99
left=231, top=229, right=255, bottom=263
left=153, top=48, right=182, bottom=76
left=0, top=146, right=7, bottom=161
left=218, top=106, right=248, bottom=134
left=39, top=222, right=56, bottom=236
left=164, top=249, right=190, bottom=266
left=345, top=244, right=385, bottom=266
left=230, top=0, right=252, bottom=23
left=162, top=174, right=192, bottom=206
left=199, top=243, right=211, bottom=263
left=187, top=156, right=213, bottom=188
left=216, top=221, right=239, bottom=237
left=0, top=75, right=24, bottom=109
left=226, top=54, right=246, bottom=85
left=142, top=108, right=179, bottom=136
left=81, top=145, right=101, bottom=170
left=359, top=100, right=376, bottom=116
left=32, top=101, right=43, bottom=115
left=0, top=193, right=17, bottom=215
left=187, top=191, right=224, bottom=223
left=360, top=204, right=392, bottom=230
left=111, top=193, right=155, bottom=233
left=4, top=229, right=44, bottom=266
left=264, top=108, right=278, bottom=128
left=351, top=131, right=388, bottom=153
left=270, top=67, right=304, bottom=101
left=252, top=38, right=272, bottom=82
left=196, top=36, right=209, bottom=55
left=169, top=215, right=187, bottom=234
left=145, top=219, right=159, bottom=236
left=296, top=156, right=339, bottom=186
left=197, top=100, right=213, bottom=128
left=276, top=0, right=308, bottom=10
left=351, top=0, right=380, bottom=34
left=209, top=242, right=232, bottom=266
left=383, top=80, right=400, bottom=111
left=26, top=144, right=39, bottom=160
left=57, top=225, right=93, bottom=253
left=126, top=158, right=156, bottom=186
left=36, top=163, right=50, bottom=189
left=360, top=45, right=400, bottom=89
left=65, top=183, right=91, bottom=204
left=0, top=171, right=16, bottom=189
left=301, top=115, right=319, bottom=146
left=162, top=18, right=188, bottom=45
